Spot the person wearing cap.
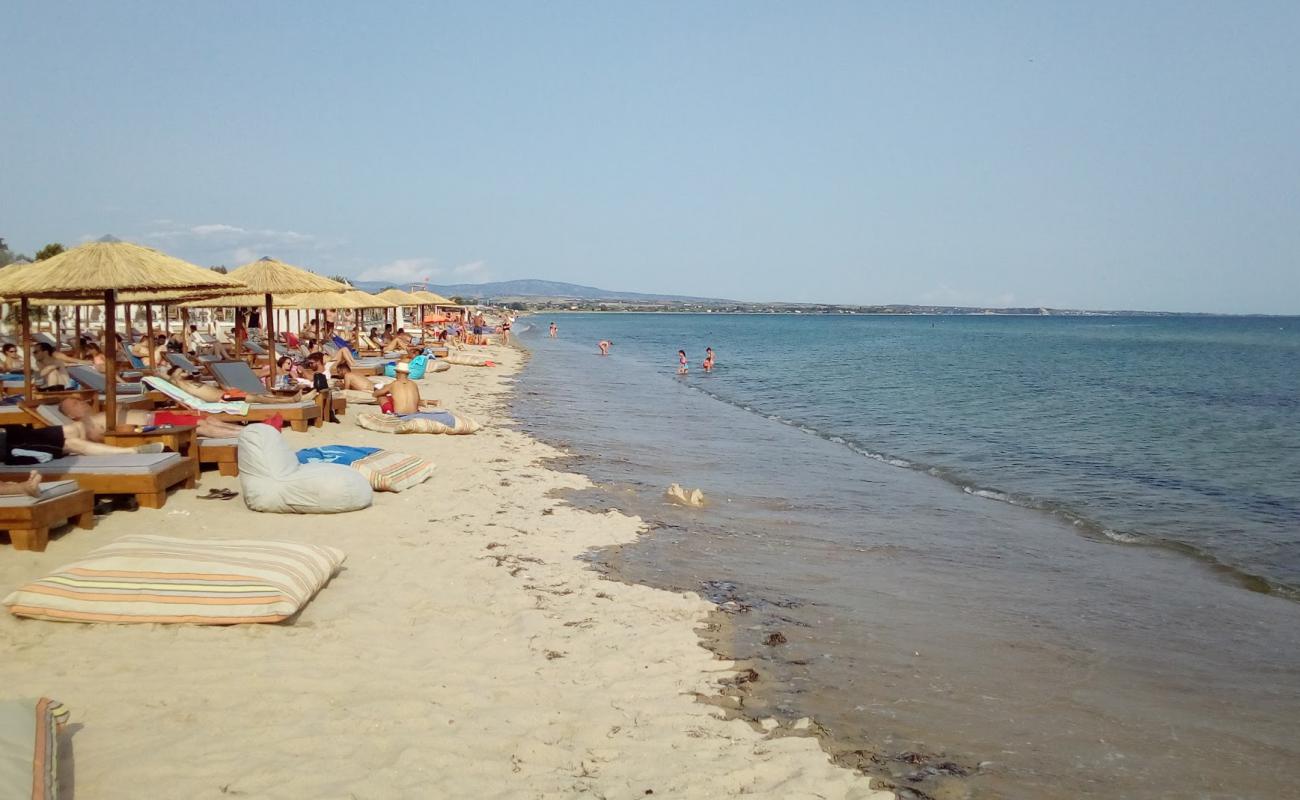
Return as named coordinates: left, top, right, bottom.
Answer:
left=372, top=361, right=440, bottom=415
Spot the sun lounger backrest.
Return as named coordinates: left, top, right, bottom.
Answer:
left=165, top=353, right=202, bottom=373
left=142, top=376, right=250, bottom=415
left=67, top=366, right=105, bottom=391
left=125, top=350, right=145, bottom=369
left=34, top=332, right=59, bottom=349
left=207, top=361, right=268, bottom=395
left=244, top=341, right=267, bottom=355
left=33, top=403, right=76, bottom=428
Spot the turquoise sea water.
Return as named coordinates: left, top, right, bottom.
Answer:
left=514, top=313, right=1300, bottom=799
left=529, top=313, right=1300, bottom=593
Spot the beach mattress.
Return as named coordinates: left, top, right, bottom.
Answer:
left=238, top=424, right=372, bottom=514
left=352, top=450, right=435, bottom=492
left=4, top=534, right=345, bottom=624
left=356, top=411, right=482, bottom=435
left=441, top=353, right=495, bottom=367
left=0, top=697, right=68, bottom=799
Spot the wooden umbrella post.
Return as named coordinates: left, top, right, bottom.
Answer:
left=265, top=293, right=276, bottom=390
left=104, top=290, right=118, bottom=432
left=20, top=298, right=32, bottom=401
left=145, top=304, right=156, bottom=370
left=74, top=306, right=82, bottom=353
left=233, top=308, right=242, bottom=358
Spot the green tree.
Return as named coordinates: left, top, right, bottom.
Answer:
left=210, top=265, right=228, bottom=274
left=327, top=274, right=350, bottom=285
left=34, top=242, right=65, bottom=261
left=0, top=237, right=12, bottom=268
left=450, top=296, right=467, bottom=305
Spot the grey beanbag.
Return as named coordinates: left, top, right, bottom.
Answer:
left=237, top=424, right=373, bottom=514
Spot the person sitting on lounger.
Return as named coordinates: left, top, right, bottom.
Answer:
left=372, top=362, right=439, bottom=415
left=162, top=366, right=314, bottom=405
left=31, top=343, right=71, bottom=390
left=57, top=395, right=246, bottom=441
left=2, top=343, right=24, bottom=373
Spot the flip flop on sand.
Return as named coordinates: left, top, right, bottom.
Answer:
left=198, top=488, right=239, bottom=500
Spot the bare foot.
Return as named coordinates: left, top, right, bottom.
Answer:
left=23, top=470, right=42, bottom=497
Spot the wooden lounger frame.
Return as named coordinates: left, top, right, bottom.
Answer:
left=0, top=457, right=195, bottom=510
left=0, top=488, right=95, bottom=551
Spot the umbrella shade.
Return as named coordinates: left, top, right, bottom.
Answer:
left=226, top=257, right=346, bottom=295
left=411, top=290, right=453, bottom=305
left=0, top=241, right=246, bottom=299
left=374, top=288, right=424, bottom=306
left=342, top=289, right=398, bottom=308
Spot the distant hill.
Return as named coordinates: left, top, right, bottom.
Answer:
left=348, top=278, right=729, bottom=304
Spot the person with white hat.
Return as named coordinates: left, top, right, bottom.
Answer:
left=372, top=361, right=440, bottom=416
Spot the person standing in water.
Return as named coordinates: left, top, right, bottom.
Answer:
left=677, top=349, right=688, bottom=374
left=702, top=347, right=715, bottom=372
left=549, top=322, right=558, bottom=338
left=598, top=340, right=611, bottom=355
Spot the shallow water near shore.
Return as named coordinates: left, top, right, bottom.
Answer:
left=512, top=313, right=1300, bottom=799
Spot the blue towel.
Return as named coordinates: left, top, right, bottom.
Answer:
left=295, top=445, right=381, bottom=466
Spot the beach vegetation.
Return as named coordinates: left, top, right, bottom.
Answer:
left=34, top=242, right=65, bottom=261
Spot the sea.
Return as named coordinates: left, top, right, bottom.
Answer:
left=511, top=313, right=1300, bottom=799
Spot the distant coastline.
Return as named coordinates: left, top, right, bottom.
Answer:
left=522, top=304, right=1290, bottom=317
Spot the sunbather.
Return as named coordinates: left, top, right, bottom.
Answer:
left=31, top=343, right=70, bottom=390
left=163, top=366, right=315, bottom=405
left=2, top=419, right=164, bottom=460
left=333, top=362, right=379, bottom=393
left=0, top=470, right=42, bottom=496
left=57, top=395, right=246, bottom=440
left=372, top=363, right=439, bottom=415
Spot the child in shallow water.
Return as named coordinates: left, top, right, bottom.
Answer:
left=677, top=349, right=688, bottom=374
left=702, top=347, right=715, bottom=372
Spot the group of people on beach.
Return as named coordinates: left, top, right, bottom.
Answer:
left=678, top=347, right=714, bottom=374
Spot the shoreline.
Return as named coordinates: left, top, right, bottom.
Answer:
left=0, top=344, right=888, bottom=798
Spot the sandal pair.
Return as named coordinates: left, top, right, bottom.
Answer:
left=198, top=488, right=239, bottom=501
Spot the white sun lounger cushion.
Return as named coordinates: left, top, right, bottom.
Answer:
left=4, top=534, right=345, bottom=624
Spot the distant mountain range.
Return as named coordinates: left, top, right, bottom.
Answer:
left=348, top=278, right=728, bottom=304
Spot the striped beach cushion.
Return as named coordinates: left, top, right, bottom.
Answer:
left=352, top=450, right=435, bottom=492
left=357, top=411, right=482, bottom=436
left=3, top=535, right=345, bottom=625
left=0, top=697, right=69, bottom=800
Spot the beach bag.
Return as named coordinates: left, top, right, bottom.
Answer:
left=406, top=354, right=428, bottom=380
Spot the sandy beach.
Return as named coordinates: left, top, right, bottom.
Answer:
left=0, top=344, right=887, bottom=799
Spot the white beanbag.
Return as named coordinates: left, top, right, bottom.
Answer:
left=237, top=424, right=373, bottom=513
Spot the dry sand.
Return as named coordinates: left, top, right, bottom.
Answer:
left=0, top=345, right=890, bottom=799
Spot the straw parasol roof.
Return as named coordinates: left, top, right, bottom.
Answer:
left=0, top=240, right=247, bottom=299
left=411, top=290, right=454, bottom=305
left=374, top=287, right=424, bottom=306
left=226, top=257, right=346, bottom=295
left=343, top=289, right=397, bottom=308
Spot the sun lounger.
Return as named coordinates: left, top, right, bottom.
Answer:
left=142, top=376, right=320, bottom=432
left=198, top=436, right=240, bottom=476
left=0, top=453, right=194, bottom=509
left=68, top=365, right=146, bottom=395
left=207, top=360, right=270, bottom=396
left=165, top=353, right=205, bottom=375
left=0, top=480, right=94, bottom=551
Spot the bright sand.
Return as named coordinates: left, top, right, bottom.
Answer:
left=0, top=345, right=888, bottom=799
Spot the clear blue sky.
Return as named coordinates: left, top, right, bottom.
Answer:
left=2, top=2, right=1297, bottom=313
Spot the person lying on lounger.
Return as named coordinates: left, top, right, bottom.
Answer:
left=57, top=395, right=246, bottom=441
left=2, top=419, right=164, bottom=462
left=333, top=362, right=380, bottom=393
left=0, top=470, right=42, bottom=497
left=163, top=366, right=316, bottom=405
left=371, top=363, right=439, bottom=415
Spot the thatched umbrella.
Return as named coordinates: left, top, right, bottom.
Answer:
left=0, top=241, right=247, bottom=429
left=374, top=288, right=424, bottom=337
left=222, top=258, right=345, bottom=390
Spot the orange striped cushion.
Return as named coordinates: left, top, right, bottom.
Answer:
left=4, top=536, right=344, bottom=624
left=352, top=450, right=435, bottom=492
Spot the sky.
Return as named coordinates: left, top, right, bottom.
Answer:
left=2, top=1, right=1297, bottom=314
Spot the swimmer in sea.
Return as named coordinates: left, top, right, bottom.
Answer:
left=677, top=349, right=688, bottom=374
left=702, top=347, right=714, bottom=372
left=598, top=340, right=611, bottom=355
left=549, top=322, right=558, bottom=338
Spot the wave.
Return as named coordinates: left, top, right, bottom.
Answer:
left=683, top=383, right=1300, bottom=602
